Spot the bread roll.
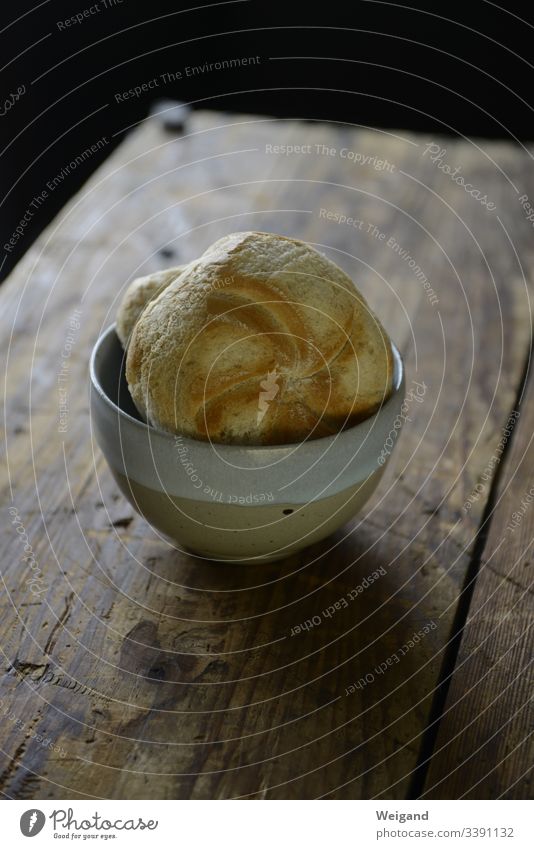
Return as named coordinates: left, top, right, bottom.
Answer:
left=116, top=267, right=184, bottom=348
left=126, top=232, right=393, bottom=444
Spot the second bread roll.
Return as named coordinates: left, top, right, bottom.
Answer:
left=116, top=267, right=184, bottom=348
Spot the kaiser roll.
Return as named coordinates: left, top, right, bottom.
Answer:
left=125, top=231, right=394, bottom=445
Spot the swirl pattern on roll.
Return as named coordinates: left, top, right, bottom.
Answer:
left=126, top=232, right=394, bottom=445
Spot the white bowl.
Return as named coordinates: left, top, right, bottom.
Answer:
left=90, top=325, right=405, bottom=563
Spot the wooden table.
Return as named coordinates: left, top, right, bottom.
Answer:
left=1, top=109, right=532, bottom=800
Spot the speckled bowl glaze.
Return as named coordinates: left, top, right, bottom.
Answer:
left=90, top=325, right=405, bottom=563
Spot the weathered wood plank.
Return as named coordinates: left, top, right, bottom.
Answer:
left=422, top=352, right=534, bottom=799
left=0, top=112, right=531, bottom=799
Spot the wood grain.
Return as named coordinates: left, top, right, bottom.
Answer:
left=0, top=111, right=532, bottom=799
left=423, top=343, right=534, bottom=800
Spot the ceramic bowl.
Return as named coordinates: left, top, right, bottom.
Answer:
left=90, top=324, right=405, bottom=563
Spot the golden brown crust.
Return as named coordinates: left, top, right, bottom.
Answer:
left=126, top=232, right=393, bottom=444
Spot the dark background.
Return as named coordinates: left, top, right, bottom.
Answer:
left=1, top=0, right=533, bottom=279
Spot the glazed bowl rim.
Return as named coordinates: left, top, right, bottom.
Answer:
left=90, top=323, right=405, bottom=461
